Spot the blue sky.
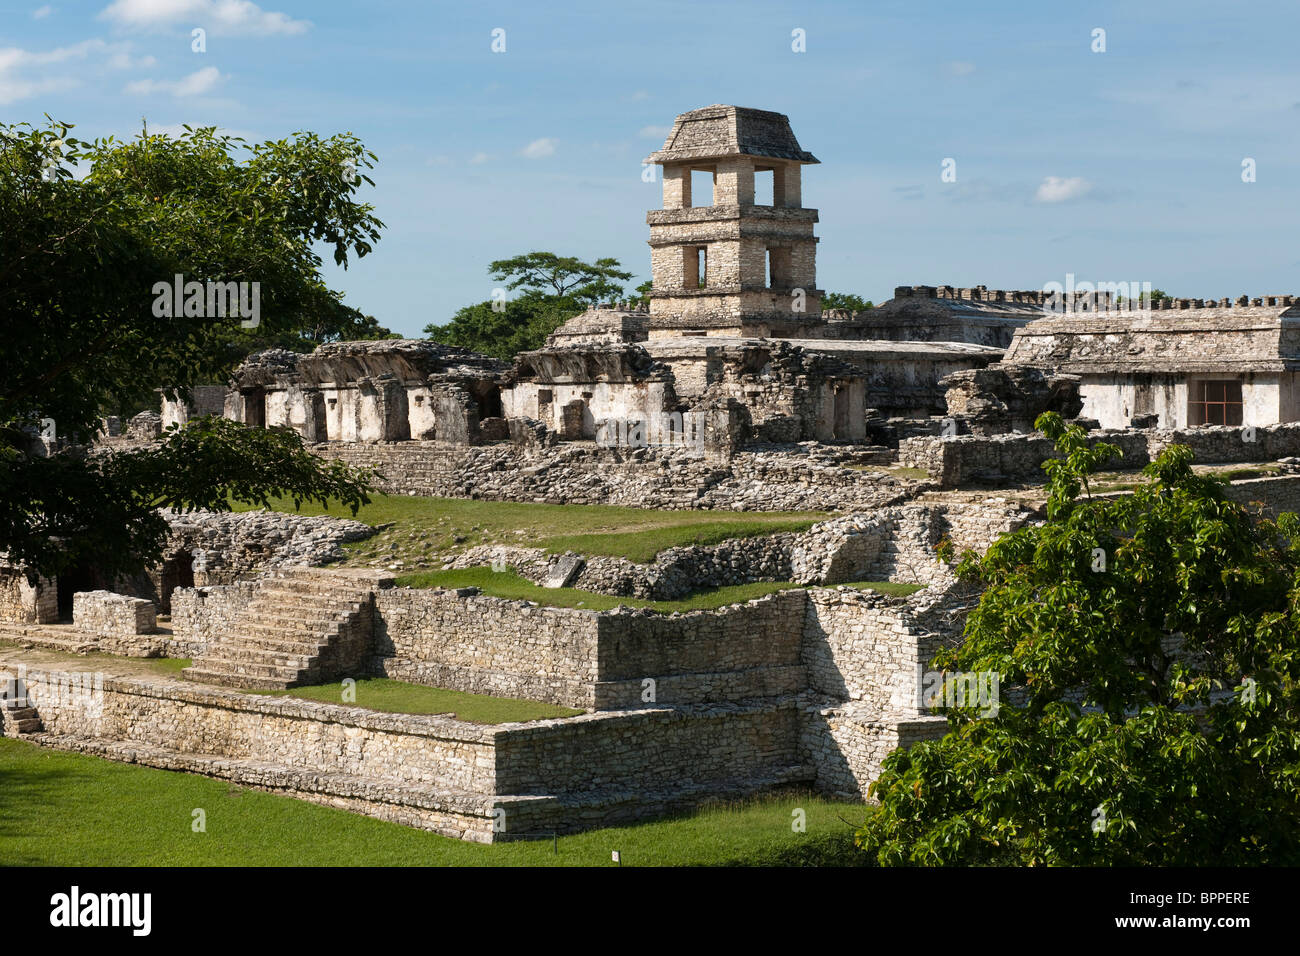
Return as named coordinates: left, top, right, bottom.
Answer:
left=3, top=0, right=1299, bottom=336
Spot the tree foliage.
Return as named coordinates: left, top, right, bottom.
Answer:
left=1, top=119, right=390, bottom=430
left=487, top=251, right=633, bottom=303
left=424, top=252, right=638, bottom=359
left=857, top=412, right=1300, bottom=865
left=0, top=119, right=377, bottom=579
left=822, top=291, right=873, bottom=311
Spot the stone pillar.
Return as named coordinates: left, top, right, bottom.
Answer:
left=774, top=163, right=801, bottom=208
left=662, top=164, right=690, bottom=209
left=713, top=157, right=754, bottom=205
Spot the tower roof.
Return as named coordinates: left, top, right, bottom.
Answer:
left=643, top=105, right=819, bottom=165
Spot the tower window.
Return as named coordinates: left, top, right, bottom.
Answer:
left=754, top=168, right=774, bottom=206
left=684, top=245, right=706, bottom=289
left=690, top=168, right=715, bottom=207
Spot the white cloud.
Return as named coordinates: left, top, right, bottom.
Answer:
left=948, top=61, right=976, bottom=76
left=0, top=38, right=103, bottom=104
left=638, top=125, right=670, bottom=139
left=100, top=0, right=310, bottom=36
left=32, top=5, right=53, bottom=18
left=520, top=137, right=556, bottom=159
left=108, top=51, right=157, bottom=69
left=1035, top=176, right=1091, bottom=203
left=126, top=64, right=222, bottom=96
left=469, top=152, right=490, bottom=165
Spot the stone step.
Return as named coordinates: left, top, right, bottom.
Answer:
left=228, top=632, right=330, bottom=655
left=198, top=644, right=316, bottom=668
left=188, top=655, right=313, bottom=681
left=181, top=665, right=308, bottom=691
left=1, top=703, right=42, bottom=735
left=238, top=614, right=341, bottom=634
left=251, top=585, right=370, bottom=605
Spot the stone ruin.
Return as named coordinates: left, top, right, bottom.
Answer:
left=11, top=104, right=1300, bottom=843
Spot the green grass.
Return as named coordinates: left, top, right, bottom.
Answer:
left=231, top=493, right=829, bottom=566
left=392, top=567, right=923, bottom=611
left=0, top=737, right=870, bottom=866
left=0, top=642, right=191, bottom=678
left=251, top=677, right=583, bottom=723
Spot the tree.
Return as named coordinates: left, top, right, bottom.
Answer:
left=856, top=413, right=1300, bottom=865
left=488, top=252, right=633, bottom=305
left=0, top=119, right=377, bottom=580
left=632, top=279, right=653, bottom=308
left=424, top=252, right=638, bottom=359
left=1117, top=288, right=1169, bottom=307
left=424, top=290, right=586, bottom=360
left=822, top=292, right=873, bottom=311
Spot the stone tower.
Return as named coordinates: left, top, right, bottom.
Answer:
left=643, top=105, right=822, bottom=338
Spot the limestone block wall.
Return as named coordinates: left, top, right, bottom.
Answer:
left=315, top=440, right=927, bottom=513
left=801, top=702, right=948, bottom=799
left=492, top=700, right=807, bottom=815
left=7, top=663, right=501, bottom=840
left=73, top=591, right=155, bottom=635
left=169, top=582, right=258, bottom=658
left=902, top=421, right=1300, bottom=488
left=0, top=567, right=58, bottom=624
left=371, top=589, right=601, bottom=709
left=900, top=430, right=1149, bottom=486
left=72, top=591, right=160, bottom=656
left=592, top=592, right=807, bottom=707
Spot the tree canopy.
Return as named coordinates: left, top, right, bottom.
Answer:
left=822, top=291, right=873, bottom=311
left=857, top=413, right=1300, bottom=865
left=424, top=252, right=638, bottom=359
left=0, top=118, right=378, bottom=580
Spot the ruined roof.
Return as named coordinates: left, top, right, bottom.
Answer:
left=230, top=348, right=303, bottom=387
left=547, top=308, right=650, bottom=345
left=295, top=339, right=507, bottom=385
left=1001, top=304, right=1300, bottom=374
left=643, top=105, right=819, bottom=165
left=642, top=336, right=1003, bottom=362
left=510, top=343, right=671, bottom=384
left=868, top=285, right=1053, bottom=319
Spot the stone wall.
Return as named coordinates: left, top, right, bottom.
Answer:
left=72, top=591, right=160, bottom=657
left=0, top=567, right=58, bottom=624
left=169, top=582, right=258, bottom=658
left=5, top=662, right=502, bottom=841
left=371, top=588, right=601, bottom=709
left=901, top=422, right=1300, bottom=488
left=592, top=591, right=807, bottom=707
left=316, top=440, right=924, bottom=512
left=446, top=501, right=1026, bottom=601
left=900, top=430, right=1148, bottom=486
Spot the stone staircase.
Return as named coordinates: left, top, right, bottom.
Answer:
left=182, top=567, right=384, bottom=690
left=1, top=695, right=43, bottom=737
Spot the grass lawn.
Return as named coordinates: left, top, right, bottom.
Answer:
left=232, top=493, right=829, bottom=566
left=0, top=737, right=871, bottom=866
left=392, top=567, right=924, bottom=611
left=0, top=642, right=192, bottom=679
left=251, top=677, right=583, bottom=723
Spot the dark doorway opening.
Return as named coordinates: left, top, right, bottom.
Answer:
left=244, top=388, right=267, bottom=428
left=56, top=563, right=106, bottom=622
left=156, top=551, right=195, bottom=614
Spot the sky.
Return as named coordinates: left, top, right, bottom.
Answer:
left=3, top=0, right=1300, bottom=337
